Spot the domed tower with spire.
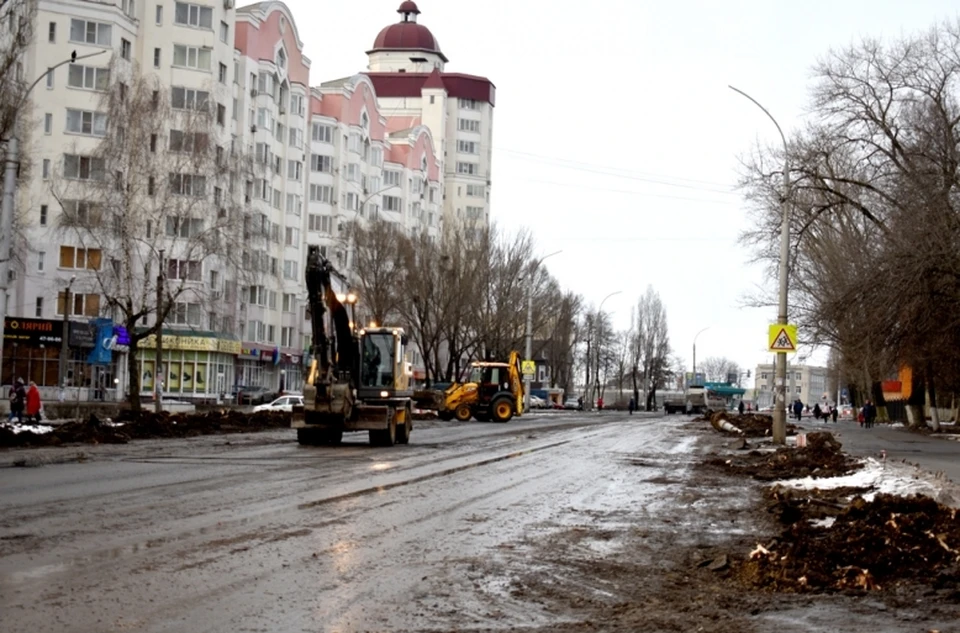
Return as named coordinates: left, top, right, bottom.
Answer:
left=367, top=1, right=448, bottom=73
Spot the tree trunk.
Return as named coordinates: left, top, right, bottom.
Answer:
left=646, top=386, right=656, bottom=412
left=631, top=365, right=639, bottom=411
left=926, top=363, right=940, bottom=432
left=127, top=335, right=141, bottom=412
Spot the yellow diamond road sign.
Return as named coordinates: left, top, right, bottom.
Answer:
left=768, top=324, right=798, bottom=353
left=521, top=360, right=536, bottom=376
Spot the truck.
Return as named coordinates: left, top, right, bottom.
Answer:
left=291, top=246, right=414, bottom=446
left=414, top=351, right=525, bottom=423
left=662, top=385, right=727, bottom=415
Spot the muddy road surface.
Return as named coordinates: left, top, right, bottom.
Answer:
left=1, top=413, right=956, bottom=632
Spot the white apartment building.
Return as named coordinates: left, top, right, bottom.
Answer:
left=1, top=0, right=456, bottom=398
left=363, top=1, right=495, bottom=230
left=754, top=363, right=830, bottom=409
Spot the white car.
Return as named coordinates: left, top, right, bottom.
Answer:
left=529, top=395, right=548, bottom=409
left=253, top=395, right=304, bottom=413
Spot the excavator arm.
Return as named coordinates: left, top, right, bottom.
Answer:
left=304, top=246, right=357, bottom=387
left=508, top=350, right=524, bottom=415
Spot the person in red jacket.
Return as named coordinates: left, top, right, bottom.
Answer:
left=25, top=380, right=42, bottom=424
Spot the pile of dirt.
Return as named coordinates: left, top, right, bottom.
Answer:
left=732, top=487, right=960, bottom=597
left=704, top=410, right=799, bottom=438
left=0, top=409, right=291, bottom=448
left=706, top=431, right=862, bottom=481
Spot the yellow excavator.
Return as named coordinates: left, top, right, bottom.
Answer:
left=418, top=351, right=525, bottom=423
left=291, top=246, right=414, bottom=446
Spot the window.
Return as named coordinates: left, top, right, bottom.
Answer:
left=37, top=251, right=45, bottom=272
left=383, top=196, right=401, bottom=212
left=345, top=163, right=360, bottom=182
left=287, top=159, right=302, bottom=181
left=62, top=200, right=102, bottom=225
left=216, top=103, right=226, bottom=125
left=383, top=170, right=400, bottom=186
left=276, top=47, right=287, bottom=69
left=370, top=146, right=383, bottom=167
left=171, top=87, right=209, bottom=110
left=168, top=173, right=207, bottom=197
left=166, top=259, right=202, bottom=281
left=311, top=123, right=333, bottom=143
left=43, top=113, right=52, bottom=134
left=218, top=62, right=227, bottom=83
left=59, top=245, right=102, bottom=270
left=290, top=94, right=303, bottom=116
left=121, top=38, right=131, bottom=60
left=283, top=259, right=298, bottom=281
left=795, top=386, right=802, bottom=394
left=458, top=118, right=481, bottom=132
left=42, top=159, right=50, bottom=179
left=68, top=65, right=109, bottom=91
left=122, top=0, right=135, bottom=17
left=173, top=44, right=212, bottom=70
left=48, top=21, right=55, bottom=43
left=280, top=327, right=294, bottom=348
left=307, top=214, right=333, bottom=233
left=40, top=205, right=48, bottom=226
left=170, top=302, right=202, bottom=326
left=58, top=292, right=100, bottom=317
left=466, top=206, right=483, bottom=219
left=458, top=98, right=479, bottom=110
left=219, top=21, right=228, bottom=43
left=156, top=4, right=163, bottom=24
left=246, top=320, right=265, bottom=342
left=309, top=184, right=332, bottom=203
left=66, top=109, right=108, bottom=136
left=174, top=2, right=213, bottom=28
left=69, top=19, right=112, bottom=46
left=63, top=155, right=104, bottom=180
left=35, top=297, right=43, bottom=318
left=456, top=162, right=478, bottom=175
left=458, top=140, right=478, bottom=154
left=284, top=226, right=299, bottom=247
left=282, top=293, right=296, bottom=312
left=310, top=154, right=332, bottom=173
left=285, top=193, right=301, bottom=215
left=169, top=130, right=209, bottom=153
left=344, top=192, right=359, bottom=211
left=272, top=189, right=281, bottom=209
left=466, top=184, right=485, bottom=197
left=46, top=69, right=53, bottom=89
left=288, top=127, right=303, bottom=148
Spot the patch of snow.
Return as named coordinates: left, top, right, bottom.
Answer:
left=1, top=422, right=54, bottom=435
left=774, top=458, right=945, bottom=502
left=810, top=517, right=836, bottom=528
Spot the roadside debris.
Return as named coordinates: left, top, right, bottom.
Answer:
left=703, top=411, right=799, bottom=438
left=0, top=410, right=292, bottom=448
left=707, top=431, right=859, bottom=481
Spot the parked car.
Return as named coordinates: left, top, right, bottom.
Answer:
left=232, top=385, right=275, bottom=405
left=529, top=395, right=548, bottom=409
left=253, top=395, right=304, bottom=413
left=563, top=397, right=581, bottom=410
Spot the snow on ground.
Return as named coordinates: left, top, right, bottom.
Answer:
left=775, top=457, right=955, bottom=504
left=1, top=421, right=54, bottom=435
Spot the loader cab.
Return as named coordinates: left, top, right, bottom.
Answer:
left=468, top=362, right=511, bottom=403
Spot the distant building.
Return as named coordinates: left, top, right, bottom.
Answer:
left=754, top=363, right=830, bottom=408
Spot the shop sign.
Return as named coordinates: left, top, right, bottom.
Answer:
left=3, top=317, right=63, bottom=345
left=69, top=321, right=98, bottom=348
left=141, top=333, right=241, bottom=354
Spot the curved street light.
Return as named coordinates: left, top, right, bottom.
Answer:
left=729, top=85, right=791, bottom=445
left=0, top=49, right=107, bottom=378
left=523, top=249, right=562, bottom=411
left=590, top=290, right=622, bottom=410
left=692, top=326, right=710, bottom=382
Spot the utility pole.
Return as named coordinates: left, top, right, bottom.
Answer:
left=57, top=276, right=76, bottom=395
left=155, top=249, right=164, bottom=414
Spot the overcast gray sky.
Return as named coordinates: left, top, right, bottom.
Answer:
left=281, top=0, right=958, bottom=374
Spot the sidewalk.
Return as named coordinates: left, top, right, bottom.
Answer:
left=792, top=417, right=960, bottom=485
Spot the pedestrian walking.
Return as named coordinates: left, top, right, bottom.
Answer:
left=25, top=381, right=42, bottom=424
left=8, top=378, right=26, bottom=422
left=628, top=397, right=636, bottom=415
left=597, top=396, right=604, bottom=412
left=738, top=400, right=745, bottom=415
left=864, top=400, right=877, bottom=428
left=792, top=399, right=803, bottom=421
left=813, top=403, right=822, bottom=420
left=831, top=405, right=839, bottom=423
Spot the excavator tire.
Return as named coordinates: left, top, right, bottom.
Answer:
left=454, top=404, right=472, bottom=422
left=321, top=429, right=343, bottom=446
left=369, top=414, right=397, bottom=447
left=491, top=396, right=514, bottom=423
left=297, top=428, right=320, bottom=445
left=396, top=404, right=412, bottom=445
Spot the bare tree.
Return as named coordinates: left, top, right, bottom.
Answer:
left=51, top=62, right=245, bottom=411
left=0, top=0, right=36, bottom=142
left=699, top=357, right=740, bottom=384
left=345, top=218, right=403, bottom=327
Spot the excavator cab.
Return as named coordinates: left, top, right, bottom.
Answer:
left=357, top=327, right=410, bottom=399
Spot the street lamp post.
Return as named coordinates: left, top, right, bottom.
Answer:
left=0, top=50, right=106, bottom=383
left=590, top=290, right=622, bottom=410
left=523, top=250, right=562, bottom=411
left=729, top=85, right=791, bottom=445
left=155, top=248, right=165, bottom=414
left=692, top=326, right=710, bottom=384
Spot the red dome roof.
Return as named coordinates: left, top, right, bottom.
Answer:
left=368, top=1, right=448, bottom=62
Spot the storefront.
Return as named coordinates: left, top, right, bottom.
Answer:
left=2, top=317, right=128, bottom=399
left=138, top=332, right=240, bottom=401
left=235, top=346, right=304, bottom=393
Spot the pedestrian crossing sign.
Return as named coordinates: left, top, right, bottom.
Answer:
left=521, top=360, right=536, bottom=377
left=768, top=324, right=798, bottom=353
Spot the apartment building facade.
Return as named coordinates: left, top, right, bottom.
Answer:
left=2, top=0, right=451, bottom=400
left=754, top=363, right=830, bottom=409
